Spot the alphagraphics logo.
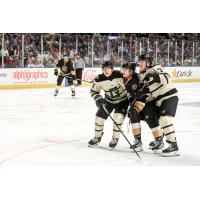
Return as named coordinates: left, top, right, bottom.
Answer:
left=13, top=69, right=48, bottom=81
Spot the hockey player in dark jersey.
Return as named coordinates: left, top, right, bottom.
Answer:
left=122, top=62, right=164, bottom=153
left=88, top=61, right=129, bottom=149
left=138, top=53, right=179, bottom=156
left=54, top=56, right=78, bottom=97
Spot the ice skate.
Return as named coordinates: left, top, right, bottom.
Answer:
left=109, top=137, right=119, bottom=149
left=162, top=140, right=180, bottom=157
left=130, top=139, right=143, bottom=152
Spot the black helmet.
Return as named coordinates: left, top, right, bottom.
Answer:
left=138, top=53, right=153, bottom=64
left=122, top=61, right=137, bottom=71
left=102, top=61, right=113, bottom=69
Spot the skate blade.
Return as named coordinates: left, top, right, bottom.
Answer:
left=109, top=146, right=117, bottom=151
left=162, top=151, right=180, bottom=157
left=152, top=149, right=163, bottom=154
left=149, top=144, right=165, bottom=150
left=132, top=147, right=143, bottom=152
left=88, top=143, right=99, bottom=147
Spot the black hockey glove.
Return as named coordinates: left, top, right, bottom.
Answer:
left=54, top=68, right=58, bottom=76
left=144, top=73, right=161, bottom=84
left=135, top=85, right=150, bottom=99
left=94, top=95, right=104, bottom=108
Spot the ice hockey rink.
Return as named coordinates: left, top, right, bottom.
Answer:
left=0, top=82, right=200, bottom=166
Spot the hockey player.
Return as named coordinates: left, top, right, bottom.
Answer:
left=88, top=61, right=129, bottom=148
left=138, top=53, right=179, bottom=156
left=122, top=62, right=164, bottom=153
left=54, top=56, right=78, bottom=97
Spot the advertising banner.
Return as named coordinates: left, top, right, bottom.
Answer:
left=1, top=67, right=200, bottom=88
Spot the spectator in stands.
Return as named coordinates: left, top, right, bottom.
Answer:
left=1, top=33, right=200, bottom=68
left=70, top=49, right=77, bottom=58
left=1, top=46, right=9, bottom=57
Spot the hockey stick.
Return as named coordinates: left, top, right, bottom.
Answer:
left=101, top=105, right=141, bottom=159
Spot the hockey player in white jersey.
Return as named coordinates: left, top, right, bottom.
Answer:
left=88, top=61, right=129, bottom=149
left=138, top=53, right=179, bottom=156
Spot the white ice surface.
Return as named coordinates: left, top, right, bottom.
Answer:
left=0, top=83, right=200, bottom=166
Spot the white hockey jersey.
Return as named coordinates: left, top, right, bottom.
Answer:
left=139, top=65, right=178, bottom=106
left=90, top=70, right=127, bottom=104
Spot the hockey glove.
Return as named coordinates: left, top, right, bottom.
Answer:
left=134, top=101, right=145, bottom=112
left=144, top=73, right=160, bottom=84
left=94, top=95, right=104, bottom=108
left=135, top=86, right=150, bottom=99
left=54, top=68, right=58, bottom=76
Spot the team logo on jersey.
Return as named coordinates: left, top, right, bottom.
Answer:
left=61, top=66, right=68, bottom=73
left=162, top=110, right=166, bottom=114
left=109, top=86, right=121, bottom=98
left=131, top=84, right=138, bottom=90
left=108, top=84, right=124, bottom=99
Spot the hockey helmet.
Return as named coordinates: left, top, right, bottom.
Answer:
left=102, top=61, right=114, bottom=69
left=138, top=53, right=153, bottom=65
left=122, top=61, right=137, bottom=71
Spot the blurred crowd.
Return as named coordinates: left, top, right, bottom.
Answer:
left=0, top=33, right=200, bottom=68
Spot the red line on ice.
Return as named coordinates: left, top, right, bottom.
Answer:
left=0, top=139, right=78, bottom=166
